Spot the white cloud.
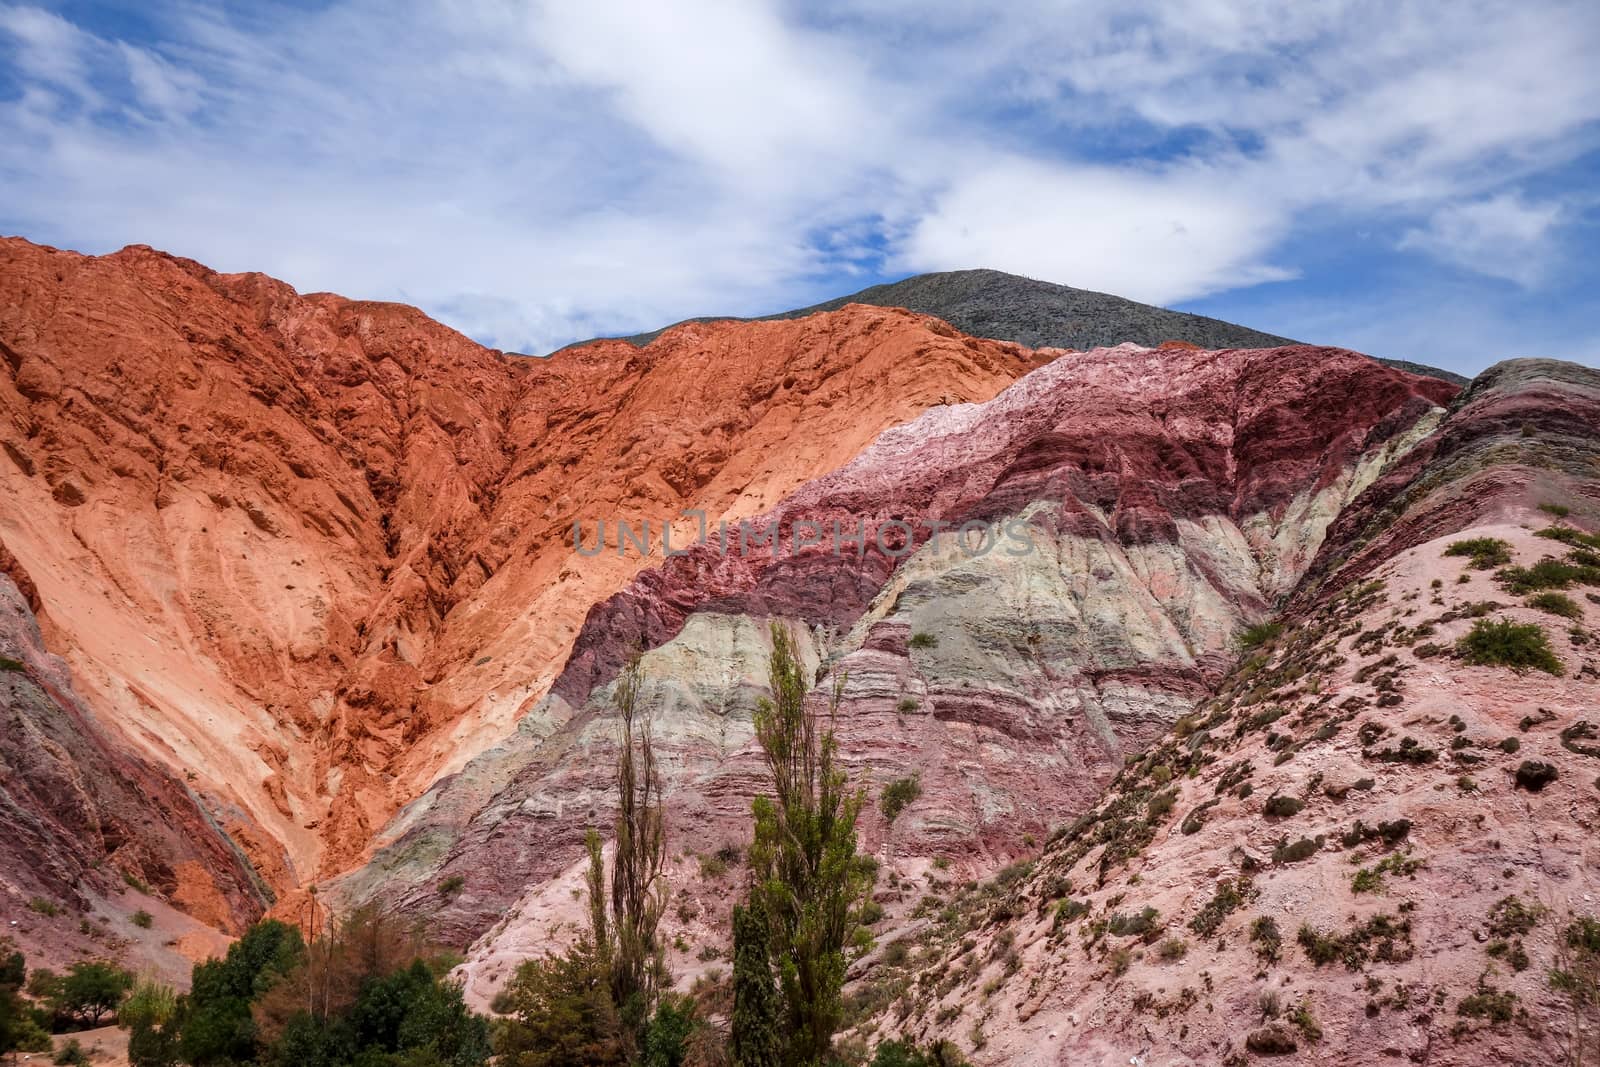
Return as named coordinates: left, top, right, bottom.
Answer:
left=0, top=0, right=1596, bottom=361
left=903, top=159, right=1297, bottom=302
left=1399, top=193, right=1566, bottom=286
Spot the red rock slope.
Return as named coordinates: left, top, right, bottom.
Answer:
left=340, top=340, right=1457, bottom=993
left=0, top=236, right=1047, bottom=920
left=880, top=359, right=1600, bottom=1064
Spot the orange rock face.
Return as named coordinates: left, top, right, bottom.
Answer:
left=0, top=236, right=1046, bottom=893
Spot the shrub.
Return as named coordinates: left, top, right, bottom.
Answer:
left=1297, top=914, right=1412, bottom=970
left=1157, top=938, right=1188, bottom=961
left=1499, top=736, right=1521, bottom=753
left=53, top=1039, right=89, bottom=1066
left=1498, top=557, right=1600, bottom=594
left=439, top=874, right=465, bottom=896
left=1457, top=985, right=1517, bottom=1023
left=1273, top=837, right=1321, bottom=864
left=1263, top=795, right=1303, bottom=818
left=1456, top=619, right=1563, bottom=675
left=1538, top=525, right=1600, bottom=550
left=1190, top=878, right=1248, bottom=938
left=1238, top=621, right=1284, bottom=650
left=880, top=777, right=923, bottom=824
left=1539, top=502, right=1572, bottom=518
left=1052, top=898, right=1090, bottom=931
left=1250, top=916, right=1282, bottom=963
left=1288, top=1000, right=1323, bottom=1042
left=1146, top=790, right=1176, bottom=819
left=1351, top=868, right=1383, bottom=894
left=1528, top=592, right=1582, bottom=619
left=1107, top=907, right=1161, bottom=939
left=1445, top=538, right=1512, bottom=569
left=0, top=655, right=23, bottom=671
left=908, top=632, right=938, bottom=650
left=896, top=697, right=919, bottom=713
left=1514, top=761, right=1559, bottom=792
left=26, top=898, right=61, bottom=917
left=994, top=860, right=1034, bottom=890
left=1487, top=895, right=1544, bottom=938
left=132, top=909, right=153, bottom=929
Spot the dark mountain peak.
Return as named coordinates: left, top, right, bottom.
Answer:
left=566, top=268, right=1467, bottom=385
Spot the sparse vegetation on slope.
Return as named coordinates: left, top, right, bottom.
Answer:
left=1456, top=618, right=1564, bottom=675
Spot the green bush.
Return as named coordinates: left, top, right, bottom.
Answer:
left=1456, top=618, right=1563, bottom=675
left=1237, top=621, right=1284, bottom=650
left=879, top=777, right=923, bottom=824
left=908, top=632, right=938, bottom=650
left=1498, top=557, right=1600, bottom=594
left=1539, top=502, right=1572, bottom=518
left=1107, top=907, right=1160, bottom=938
left=131, top=909, right=153, bottom=929
left=1537, top=524, right=1600, bottom=550
left=1444, top=538, right=1512, bottom=569
left=1250, top=916, right=1282, bottom=962
left=0, top=655, right=23, bottom=672
left=869, top=1038, right=970, bottom=1066
left=439, top=874, right=465, bottom=896
left=53, top=1039, right=89, bottom=1066
left=1457, top=985, right=1517, bottom=1023
left=1528, top=592, right=1582, bottom=619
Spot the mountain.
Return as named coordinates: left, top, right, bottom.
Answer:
left=8, top=233, right=1594, bottom=1066
left=339, top=340, right=1455, bottom=1000
left=0, top=235, right=1044, bottom=932
left=872, top=357, right=1600, bottom=1064
left=571, top=268, right=1470, bottom=385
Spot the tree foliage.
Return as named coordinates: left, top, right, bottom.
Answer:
left=57, top=960, right=135, bottom=1026
left=181, top=918, right=304, bottom=1065
left=496, top=940, right=623, bottom=1067
left=608, top=654, right=668, bottom=1037
left=743, top=622, right=871, bottom=1066
left=497, top=651, right=690, bottom=1065
left=731, top=898, right=780, bottom=1067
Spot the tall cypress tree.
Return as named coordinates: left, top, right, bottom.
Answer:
left=746, top=622, right=870, bottom=1067
left=731, top=898, right=780, bottom=1067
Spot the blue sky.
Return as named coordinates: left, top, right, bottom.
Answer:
left=2, top=1, right=1598, bottom=374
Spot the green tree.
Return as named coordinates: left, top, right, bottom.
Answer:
left=0, top=943, right=26, bottom=1058
left=868, top=1038, right=969, bottom=1066
left=745, top=622, right=870, bottom=1067
left=640, top=995, right=696, bottom=1067
left=731, top=898, right=780, bottom=1067
left=57, top=960, right=134, bottom=1026
left=495, top=940, right=623, bottom=1066
left=181, top=919, right=304, bottom=1065
left=121, top=975, right=183, bottom=1067
left=608, top=653, right=668, bottom=1039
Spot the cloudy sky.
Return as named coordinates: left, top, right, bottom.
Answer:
left=2, top=1, right=1598, bottom=373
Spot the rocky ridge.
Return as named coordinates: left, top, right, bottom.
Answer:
left=864, top=359, right=1600, bottom=1064
left=0, top=235, right=1043, bottom=926
left=342, top=342, right=1456, bottom=1003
